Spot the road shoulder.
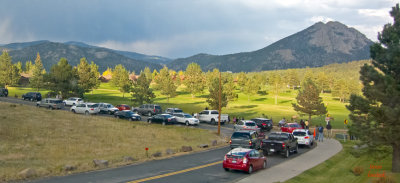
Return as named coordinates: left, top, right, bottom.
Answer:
left=237, top=138, right=343, bottom=183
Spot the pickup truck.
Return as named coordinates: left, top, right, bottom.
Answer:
left=196, top=110, right=229, bottom=125
left=261, top=132, right=298, bottom=158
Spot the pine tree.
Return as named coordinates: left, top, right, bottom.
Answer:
left=243, top=76, right=260, bottom=101
left=184, top=63, right=205, bottom=98
left=30, top=53, right=45, bottom=91
left=154, top=66, right=176, bottom=102
left=89, top=61, right=101, bottom=91
left=347, top=4, right=400, bottom=172
left=206, top=73, right=227, bottom=110
left=0, top=50, right=19, bottom=87
left=77, top=58, right=100, bottom=94
left=292, top=78, right=327, bottom=124
left=143, top=67, right=152, bottom=82
left=131, top=72, right=155, bottom=105
left=25, top=61, right=33, bottom=74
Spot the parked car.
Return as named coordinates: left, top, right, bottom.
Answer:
left=229, top=130, right=263, bottom=150
left=147, top=114, right=177, bottom=125
left=261, top=132, right=298, bottom=158
left=70, top=103, right=100, bottom=115
left=63, top=97, right=83, bottom=106
left=251, top=118, right=273, bottom=131
left=22, top=92, right=42, bottom=101
left=114, top=110, right=141, bottom=121
left=281, top=123, right=303, bottom=133
left=0, top=88, right=8, bottom=97
left=98, top=103, right=119, bottom=114
left=36, top=98, right=63, bottom=110
left=292, top=129, right=314, bottom=148
left=223, top=148, right=267, bottom=174
left=165, top=108, right=183, bottom=114
left=133, top=104, right=162, bottom=116
left=116, top=104, right=131, bottom=111
left=196, top=110, right=229, bottom=125
left=173, top=113, right=199, bottom=126
left=234, top=120, right=259, bottom=131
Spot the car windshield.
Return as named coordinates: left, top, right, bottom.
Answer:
left=107, top=104, right=114, bottom=108
left=88, top=104, right=97, bottom=108
left=184, top=114, right=193, bottom=118
left=163, top=114, right=173, bottom=118
left=155, top=106, right=161, bottom=109
left=51, top=100, right=62, bottom=103
left=289, top=124, right=300, bottom=128
left=174, top=109, right=183, bottom=113
left=293, top=131, right=307, bottom=136
left=246, top=122, right=256, bottom=126
left=227, top=151, right=247, bottom=158
left=231, top=132, right=250, bottom=139
left=126, top=111, right=134, bottom=115
left=268, top=133, right=289, bottom=140
left=77, top=99, right=82, bottom=101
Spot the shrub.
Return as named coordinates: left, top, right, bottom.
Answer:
left=352, top=166, right=363, bottom=176
left=14, top=94, right=18, bottom=98
left=372, top=175, right=397, bottom=183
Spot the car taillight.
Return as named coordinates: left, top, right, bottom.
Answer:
left=305, top=136, right=309, bottom=139
left=262, top=123, right=266, bottom=126
left=229, top=139, right=232, bottom=144
left=91, top=108, right=94, bottom=110
left=282, top=143, right=286, bottom=148
left=243, top=157, right=248, bottom=164
left=168, top=118, right=171, bottom=122
left=154, top=108, right=156, bottom=112
left=224, top=155, right=227, bottom=161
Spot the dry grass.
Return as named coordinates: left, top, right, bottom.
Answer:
left=0, top=102, right=223, bottom=182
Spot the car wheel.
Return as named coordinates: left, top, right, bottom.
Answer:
left=185, top=121, right=189, bottom=126
left=85, top=111, right=89, bottom=115
left=108, top=111, right=112, bottom=115
left=263, top=161, right=267, bottom=169
left=117, top=115, right=120, bottom=119
left=30, top=98, right=33, bottom=101
left=162, top=121, right=166, bottom=126
left=295, top=144, right=299, bottom=153
left=114, top=115, right=118, bottom=118
left=263, top=150, right=269, bottom=156
left=224, top=168, right=229, bottom=171
left=284, top=148, right=289, bottom=158
left=129, top=118, right=132, bottom=121
left=148, top=112, right=152, bottom=116
left=72, top=109, right=76, bottom=113
left=49, top=106, right=53, bottom=110
left=148, top=120, right=151, bottom=124
left=247, top=165, right=253, bottom=174
left=211, top=118, right=216, bottom=125
left=36, top=104, right=39, bottom=107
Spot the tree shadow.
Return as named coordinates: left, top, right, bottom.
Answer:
left=279, top=100, right=292, bottom=104
left=254, top=98, right=267, bottom=102
left=234, top=105, right=257, bottom=109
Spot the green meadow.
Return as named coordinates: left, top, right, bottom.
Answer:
left=7, top=81, right=351, bottom=129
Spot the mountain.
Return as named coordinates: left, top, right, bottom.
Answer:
left=167, top=21, right=374, bottom=72
left=1, top=41, right=163, bottom=73
left=63, top=41, right=172, bottom=64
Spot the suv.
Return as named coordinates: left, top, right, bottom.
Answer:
left=22, top=92, right=42, bottom=101
left=36, top=98, right=64, bottom=110
left=229, top=130, right=263, bottom=150
left=234, top=120, right=259, bottom=131
left=251, top=118, right=273, bottom=131
left=63, top=97, right=83, bottom=106
left=165, top=108, right=183, bottom=114
left=0, top=88, right=8, bottom=97
left=98, top=103, right=119, bottom=114
left=134, top=104, right=162, bottom=116
left=70, top=103, right=100, bottom=115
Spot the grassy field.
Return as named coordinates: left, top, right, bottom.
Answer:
left=285, top=140, right=400, bottom=183
left=7, top=82, right=352, bottom=129
left=0, top=102, right=224, bottom=182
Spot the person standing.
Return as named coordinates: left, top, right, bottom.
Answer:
left=300, top=119, right=305, bottom=129
left=318, top=124, right=324, bottom=142
left=305, top=120, right=309, bottom=129
left=326, top=121, right=332, bottom=139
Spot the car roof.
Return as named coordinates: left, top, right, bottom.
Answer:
left=242, top=120, right=255, bottom=123
left=270, top=132, right=291, bottom=135
left=229, top=147, right=252, bottom=154
left=287, top=123, right=299, bottom=125
left=251, top=118, right=270, bottom=120
left=234, top=130, right=256, bottom=134
left=293, top=129, right=308, bottom=132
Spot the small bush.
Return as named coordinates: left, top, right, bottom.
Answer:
left=9, top=104, right=17, bottom=108
left=352, top=166, right=363, bottom=176
left=14, top=94, right=18, bottom=98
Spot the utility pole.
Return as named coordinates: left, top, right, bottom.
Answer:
left=218, top=71, right=221, bottom=136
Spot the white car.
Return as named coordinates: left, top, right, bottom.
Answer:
left=173, top=113, right=199, bottom=126
left=234, top=120, right=259, bottom=131
left=292, top=129, right=314, bottom=148
left=196, top=110, right=229, bottom=125
left=98, top=103, right=119, bottom=114
left=63, top=97, right=83, bottom=106
left=70, top=103, right=100, bottom=115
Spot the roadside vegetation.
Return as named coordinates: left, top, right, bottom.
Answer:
left=285, top=140, right=400, bottom=183
left=0, top=102, right=224, bottom=181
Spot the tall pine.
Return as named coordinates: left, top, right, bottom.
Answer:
left=30, top=53, right=45, bottom=91
left=347, top=4, right=400, bottom=172
left=131, top=72, right=155, bottom=105
left=292, top=78, right=327, bottom=124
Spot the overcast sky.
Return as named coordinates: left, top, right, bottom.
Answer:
left=0, top=0, right=396, bottom=58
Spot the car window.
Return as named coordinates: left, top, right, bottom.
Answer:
left=211, top=111, right=219, bottom=114
left=77, top=104, right=85, bottom=107
left=184, top=114, right=192, bottom=118
left=155, top=106, right=161, bottom=109
left=293, top=131, right=306, bottom=136
left=174, top=109, right=183, bottom=113
left=77, top=99, right=82, bottom=101
left=246, top=122, right=256, bottom=126
left=254, top=150, right=261, bottom=157
left=227, top=151, right=247, bottom=158
left=238, top=121, right=244, bottom=125
left=175, top=114, right=183, bottom=117
left=268, top=133, right=289, bottom=140
left=249, top=151, right=255, bottom=157
left=284, top=124, right=289, bottom=127
left=231, top=132, right=250, bottom=139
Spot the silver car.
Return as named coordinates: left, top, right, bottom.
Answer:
left=234, top=120, right=259, bottom=131
left=98, top=103, right=119, bottom=114
left=70, top=103, right=100, bottom=115
left=36, top=98, right=64, bottom=110
left=173, top=113, right=199, bottom=126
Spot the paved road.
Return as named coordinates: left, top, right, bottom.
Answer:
left=1, top=97, right=314, bottom=183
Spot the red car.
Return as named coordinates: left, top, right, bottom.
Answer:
left=116, top=104, right=131, bottom=111
left=281, top=123, right=303, bottom=133
left=223, top=148, right=267, bottom=174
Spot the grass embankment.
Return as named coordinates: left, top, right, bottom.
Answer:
left=285, top=140, right=400, bottom=183
left=7, top=82, right=351, bottom=129
left=0, top=102, right=224, bottom=182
